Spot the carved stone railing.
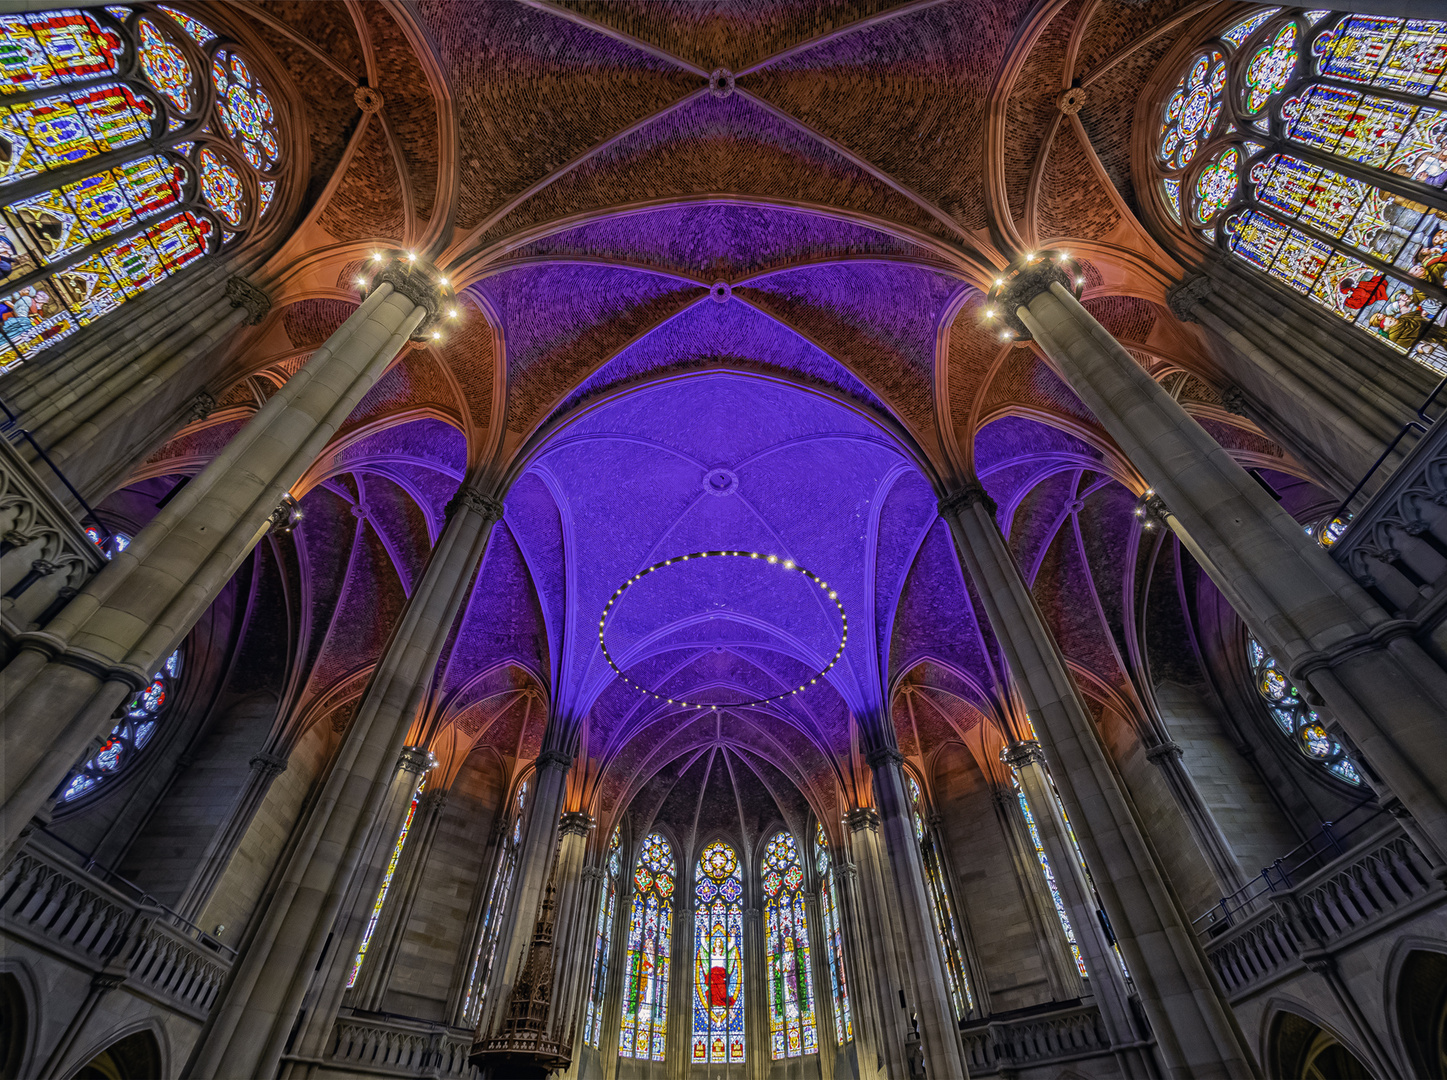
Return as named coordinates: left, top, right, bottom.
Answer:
left=0, top=846, right=230, bottom=1021
left=1205, top=824, right=1439, bottom=999
left=1328, top=404, right=1447, bottom=625
left=960, top=1001, right=1113, bottom=1074
left=0, top=435, right=106, bottom=642
left=319, top=1012, right=480, bottom=1079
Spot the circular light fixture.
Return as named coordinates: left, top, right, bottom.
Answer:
left=597, top=550, right=847, bottom=709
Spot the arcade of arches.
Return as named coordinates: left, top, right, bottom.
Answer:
left=5, top=3, right=1447, bottom=1079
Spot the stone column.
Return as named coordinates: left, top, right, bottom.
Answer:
left=0, top=259, right=449, bottom=855
left=176, top=749, right=288, bottom=921
left=560, top=863, right=607, bottom=1080
left=599, top=877, right=632, bottom=1080
left=1004, top=742, right=1154, bottom=1078
left=1001, top=255, right=1447, bottom=866
left=349, top=785, right=450, bottom=1011
left=744, top=905, right=768, bottom=1080
left=35, top=276, right=271, bottom=506
left=802, top=889, right=837, bottom=1080
left=1143, top=739, right=1246, bottom=899
left=475, top=745, right=573, bottom=1042
left=866, top=749, right=970, bottom=1079
left=547, top=811, right=596, bottom=1055
left=843, top=811, right=899, bottom=1080
left=942, top=481, right=1255, bottom=1077
left=666, top=899, right=693, bottom=1080
left=182, top=475, right=502, bottom=1080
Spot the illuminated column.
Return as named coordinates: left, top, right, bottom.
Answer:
left=547, top=812, right=596, bottom=1057
left=599, top=874, right=632, bottom=1079
left=942, top=481, right=1254, bottom=1078
left=829, top=855, right=884, bottom=1080
left=801, top=889, right=837, bottom=1080
left=666, top=896, right=694, bottom=1080
left=998, top=253, right=1447, bottom=866
left=866, top=749, right=970, bottom=1078
left=184, top=479, right=503, bottom=1080
left=0, top=259, right=450, bottom=855
left=743, top=905, right=768, bottom=1080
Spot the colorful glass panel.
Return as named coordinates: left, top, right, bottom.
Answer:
left=1244, top=23, right=1297, bottom=114
left=1223, top=9, right=1279, bottom=50
left=762, top=832, right=817, bottom=1059
left=1193, top=146, right=1239, bottom=224
left=583, top=828, right=622, bottom=1049
left=814, top=825, right=851, bottom=1045
left=693, top=841, right=744, bottom=1064
left=198, top=147, right=242, bottom=226
left=1159, top=51, right=1227, bottom=169
left=1247, top=638, right=1362, bottom=784
left=60, top=649, right=181, bottom=802
left=348, top=777, right=424, bottom=987
left=907, top=777, right=975, bottom=1016
left=1, top=83, right=155, bottom=185
left=137, top=18, right=191, bottom=113
left=462, top=779, right=528, bottom=1025
left=619, top=832, right=674, bottom=1061
left=1013, top=780, right=1089, bottom=978
left=0, top=11, right=124, bottom=95
left=212, top=47, right=280, bottom=174
left=157, top=5, right=216, bottom=47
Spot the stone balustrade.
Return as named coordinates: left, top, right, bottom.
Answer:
left=0, top=845, right=230, bottom=1021
left=959, top=1000, right=1113, bottom=1074
left=318, top=1012, right=479, bottom=1078
left=1205, top=824, right=1438, bottom=999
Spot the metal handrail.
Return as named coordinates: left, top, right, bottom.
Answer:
left=1333, top=372, right=1447, bottom=520
left=0, top=395, right=109, bottom=542
left=32, top=827, right=236, bottom=959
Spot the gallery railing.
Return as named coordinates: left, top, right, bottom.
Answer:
left=959, top=1001, right=1112, bottom=1074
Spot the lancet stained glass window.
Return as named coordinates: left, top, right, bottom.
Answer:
left=583, top=827, right=622, bottom=1049
left=814, top=824, right=852, bottom=1046
left=1157, top=8, right=1447, bottom=373
left=762, top=831, right=817, bottom=1059
left=462, top=778, right=528, bottom=1026
left=906, top=776, right=975, bottom=1018
left=618, top=831, right=674, bottom=1061
left=59, top=648, right=180, bottom=803
left=1247, top=637, right=1362, bottom=784
left=693, top=840, right=745, bottom=1064
left=1010, top=775, right=1089, bottom=978
left=0, top=5, right=285, bottom=376
left=347, top=776, right=424, bottom=987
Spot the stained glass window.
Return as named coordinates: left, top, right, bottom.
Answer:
left=0, top=7, right=285, bottom=377
left=619, top=832, right=675, bottom=1061
left=462, top=778, right=528, bottom=1026
left=583, top=827, right=622, bottom=1050
left=1246, top=637, right=1362, bottom=784
left=59, top=648, right=181, bottom=803
left=1010, top=776, right=1089, bottom=978
left=1158, top=9, right=1447, bottom=374
left=693, top=840, right=745, bottom=1064
left=348, top=776, right=424, bottom=987
left=762, top=831, right=817, bottom=1059
left=813, top=825, right=851, bottom=1045
left=906, top=777, right=975, bottom=1017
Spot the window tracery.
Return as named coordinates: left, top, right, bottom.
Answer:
left=0, top=5, right=284, bottom=375
left=462, top=778, right=528, bottom=1026
left=1247, top=637, right=1362, bottom=784
left=1157, top=9, right=1447, bottom=373
left=693, top=840, right=745, bottom=1064
left=582, top=826, right=621, bottom=1050
left=347, top=776, right=424, bottom=988
left=1009, top=774, right=1089, bottom=978
left=906, top=776, right=975, bottom=1017
left=762, top=830, right=817, bottom=1059
left=813, top=824, right=851, bottom=1046
left=619, top=831, right=674, bottom=1061
left=59, top=647, right=180, bottom=803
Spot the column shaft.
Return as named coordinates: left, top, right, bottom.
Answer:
left=943, top=488, right=1254, bottom=1078
left=802, top=890, right=836, bottom=1080
left=176, top=750, right=288, bottom=921
left=831, top=861, right=884, bottom=1080
left=846, top=812, right=907, bottom=1078
left=1017, top=277, right=1447, bottom=862
left=182, top=480, right=499, bottom=1080
left=0, top=276, right=437, bottom=853
left=547, top=813, right=595, bottom=1054
left=744, top=906, right=768, bottom=1080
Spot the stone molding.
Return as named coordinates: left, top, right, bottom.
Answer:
left=446, top=488, right=505, bottom=522
left=397, top=746, right=432, bottom=775
left=225, top=276, right=271, bottom=325
left=419, top=788, right=449, bottom=815
left=559, top=811, right=593, bottom=837
left=864, top=745, right=905, bottom=769
left=995, top=261, right=1071, bottom=338
left=375, top=263, right=446, bottom=327
left=248, top=751, right=289, bottom=779
left=1166, top=274, right=1213, bottom=323
left=938, top=484, right=998, bottom=519
left=536, top=749, right=573, bottom=772
left=354, top=85, right=384, bottom=114
left=843, top=807, right=880, bottom=832
left=1218, top=385, right=1249, bottom=416
left=1000, top=739, right=1047, bottom=769
left=186, top=390, right=217, bottom=423
left=1144, top=741, right=1184, bottom=766
left=1056, top=86, right=1086, bottom=114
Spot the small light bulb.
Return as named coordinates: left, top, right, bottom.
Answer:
left=372, top=252, right=383, bottom=261
left=449, top=309, right=458, bottom=318
left=355, top=277, right=366, bottom=286
left=407, top=252, right=417, bottom=262
left=438, top=277, right=449, bottom=286
left=432, top=331, right=441, bottom=340
left=995, top=278, right=1005, bottom=288
left=1076, top=277, right=1086, bottom=286
left=1058, top=252, right=1069, bottom=261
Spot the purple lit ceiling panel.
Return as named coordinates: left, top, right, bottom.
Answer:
left=890, top=518, right=998, bottom=692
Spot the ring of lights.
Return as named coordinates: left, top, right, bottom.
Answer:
left=598, top=550, right=847, bottom=709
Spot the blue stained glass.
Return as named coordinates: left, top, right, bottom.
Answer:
left=619, top=832, right=673, bottom=1060
left=583, top=828, right=621, bottom=1049
left=693, top=841, right=745, bottom=1063
left=814, top=826, right=852, bottom=1045
left=907, top=777, right=975, bottom=1015
left=59, top=648, right=181, bottom=802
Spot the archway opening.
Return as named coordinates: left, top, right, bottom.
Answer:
left=1268, top=1011, right=1371, bottom=1080
left=73, top=1030, right=161, bottom=1080
left=1399, top=949, right=1447, bottom=1080
left=0, top=973, right=25, bottom=1080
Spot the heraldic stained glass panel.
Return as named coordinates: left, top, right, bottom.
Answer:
left=60, top=648, right=181, bottom=803
left=619, top=832, right=674, bottom=1061
left=348, top=777, right=425, bottom=988
left=583, top=827, right=622, bottom=1050
left=814, top=824, right=852, bottom=1045
left=907, top=777, right=975, bottom=1017
left=763, top=831, right=818, bottom=1059
left=693, top=840, right=745, bottom=1064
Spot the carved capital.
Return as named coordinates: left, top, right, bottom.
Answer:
left=1134, top=489, right=1170, bottom=531
left=187, top=389, right=217, bottom=423
left=375, top=262, right=446, bottom=330
left=938, top=483, right=997, bottom=520
left=582, top=866, right=606, bottom=883
left=1000, top=739, right=1047, bottom=770
left=864, top=745, right=905, bottom=769
left=536, top=748, right=573, bottom=772
left=1166, top=274, right=1213, bottom=323
left=225, top=276, right=271, bottom=325
left=249, top=750, right=288, bottom=779
left=419, top=787, right=449, bottom=815
left=559, top=811, right=593, bottom=837
left=268, top=493, right=302, bottom=534
left=1144, top=740, right=1184, bottom=765
left=989, top=254, right=1074, bottom=339
left=843, top=807, right=879, bottom=832
left=1218, top=385, right=1249, bottom=416
left=446, top=488, right=505, bottom=523
left=397, top=745, right=432, bottom=775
